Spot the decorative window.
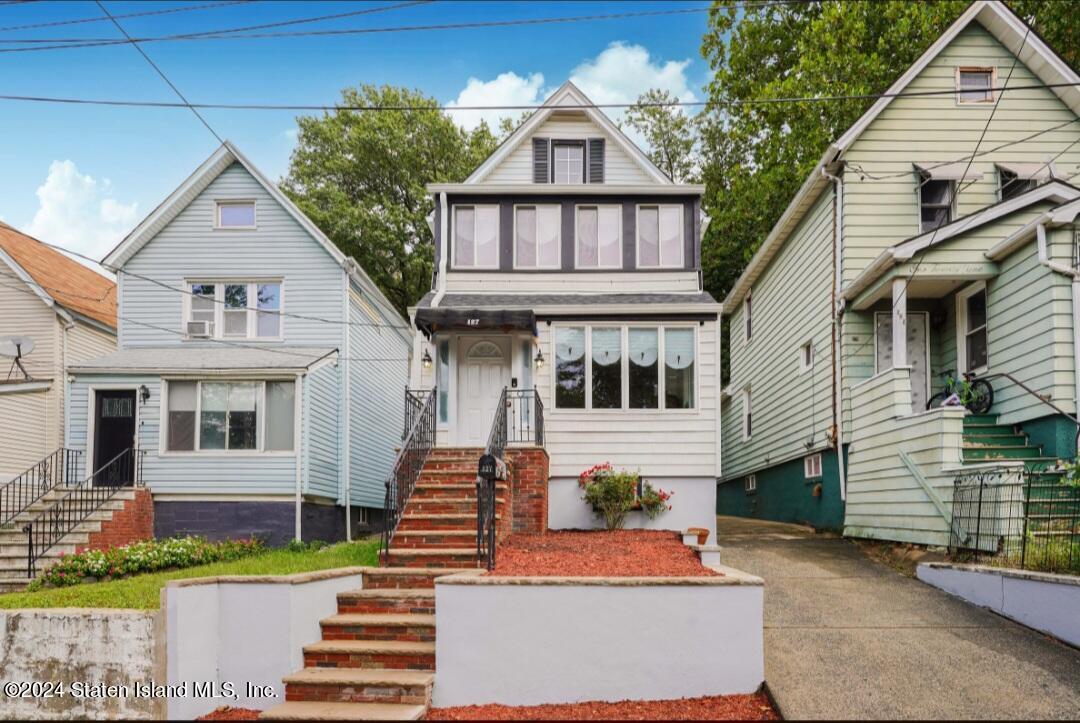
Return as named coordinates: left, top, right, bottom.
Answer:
left=744, top=290, right=752, bottom=343
left=215, top=200, right=256, bottom=229
left=553, top=142, right=584, bottom=184
left=919, top=177, right=955, bottom=233
left=555, top=327, right=586, bottom=409
left=165, top=380, right=295, bottom=453
left=741, top=387, right=752, bottom=441
left=958, top=283, right=988, bottom=373
left=452, top=205, right=499, bottom=269
left=804, top=453, right=822, bottom=479
left=591, top=327, right=622, bottom=409
left=637, top=205, right=683, bottom=268
left=956, top=67, right=995, bottom=104
left=186, top=281, right=282, bottom=340
left=436, top=340, right=450, bottom=425
left=576, top=206, right=622, bottom=269
left=628, top=328, right=659, bottom=409
left=514, top=205, right=561, bottom=269
left=799, top=341, right=814, bottom=373
left=745, top=474, right=756, bottom=494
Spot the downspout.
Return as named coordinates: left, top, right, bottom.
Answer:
left=61, top=317, right=74, bottom=448
left=294, top=372, right=305, bottom=542
left=342, top=274, right=351, bottom=542
left=431, top=192, right=449, bottom=308
left=1036, top=223, right=1080, bottom=426
left=821, top=166, right=847, bottom=501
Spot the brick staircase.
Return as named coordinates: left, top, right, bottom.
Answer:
left=0, top=487, right=141, bottom=593
left=262, top=448, right=506, bottom=721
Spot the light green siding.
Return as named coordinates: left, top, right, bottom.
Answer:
left=721, top=188, right=835, bottom=480
left=842, top=24, right=1080, bottom=282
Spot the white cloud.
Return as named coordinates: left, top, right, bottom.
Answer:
left=446, top=71, right=546, bottom=132
left=22, top=160, right=138, bottom=268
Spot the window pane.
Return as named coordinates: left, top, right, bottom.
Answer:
left=639, top=206, right=659, bottom=267
left=475, top=206, right=499, bottom=267
left=967, top=329, right=988, bottom=370
left=257, top=283, right=280, bottom=337
left=228, top=383, right=258, bottom=450
left=191, top=284, right=215, bottom=323
left=664, top=328, right=695, bottom=409
left=555, top=327, right=585, bottom=408
left=598, top=207, right=621, bottom=267
left=591, top=328, right=622, bottom=409
left=922, top=179, right=952, bottom=206
left=200, top=383, right=227, bottom=450
left=224, top=284, right=248, bottom=337
left=660, top=206, right=682, bottom=266
left=538, top=206, right=560, bottom=267
left=167, top=381, right=196, bottom=451
left=966, top=289, right=986, bottom=331
left=437, top=340, right=450, bottom=424
left=959, top=71, right=992, bottom=102
left=921, top=205, right=950, bottom=233
left=577, top=208, right=598, bottom=267
left=455, top=207, right=475, bottom=266
left=555, top=144, right=583, bottom=183
left=628, top=328, right=659, bottom=409
left=219, top=202, right=255, bottom=227
left=516, top=207, right=537, bottom=267
left=265, top=381, right=295, bottom=451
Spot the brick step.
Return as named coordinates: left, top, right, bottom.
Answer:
left=260, top=701, right=426, bottom=721
left=303, top=640, right=435, bottom=671
left=403, top=498, right=503, bottom=515
left=283, top=668, right=432, bottom=706
left=396, top=513, right=498, bottom=532
left=320, top=613, right=435, bottom=642
left=360, top=568, right=450, bottom=590
left=335, top=589, right=435, bottom=615
left=389, top=530, right=477, bottom=549
left=412, top=482, right=507, bottom=499
left=383, top=548, right=479, bottom=568
left=414, top=469, right=483, bottom=483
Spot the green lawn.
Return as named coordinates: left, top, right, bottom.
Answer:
left=0, top=538, right=381, bottom=610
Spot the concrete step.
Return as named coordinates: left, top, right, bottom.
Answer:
left=359, top=568, right=450, bottom=590
left=303, top=640, right=435, bottom=671
left=283, top=668, right=432, bottom=706
left=320, top=614, right=435, bottom=643
left=0, top=578, right=32, bottom=593
left=962, top=423, right=1015, bottom=435
left=962, top=433, right=1029, bottom=445
left=382, top=548, right=479, bottom=569
left=335, top=589, right=435, bottom=615
left=260, top=701, right=425, bottom=721
left=963, top=446, right=1046, bottom=461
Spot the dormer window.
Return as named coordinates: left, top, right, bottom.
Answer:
left=215, top=200, right=256, bottom=229
left=533, top=137, right=605, bottom=184
left=956, top=67, right=995, bottom=104
left=553, top=142, right=584, bottom=184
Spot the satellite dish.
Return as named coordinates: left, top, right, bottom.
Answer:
left=0, top=335, right=35, bottom=381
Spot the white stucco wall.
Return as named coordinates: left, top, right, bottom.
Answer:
left=548, top=476, right=717, bottom=544
left=163, top=568, right=365, bottom=719
left=433, top=569, right=763, bottom=707
left=917, top=563, right=1080, bottom=647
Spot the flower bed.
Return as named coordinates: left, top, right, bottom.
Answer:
left=427, top=692, right=779, bottom=720
left=490, top=530, right=719, bottom=577
left=30, top=536, right=264, bottom=590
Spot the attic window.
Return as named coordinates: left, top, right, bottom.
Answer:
left=956, top=67, right=995, bottom=104
left=553, top=142, right=584, bottom=183
left=216, top=200, right=256, bottom=229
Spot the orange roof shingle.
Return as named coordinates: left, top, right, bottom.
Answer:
left=0, top=222, right=117, bottom=329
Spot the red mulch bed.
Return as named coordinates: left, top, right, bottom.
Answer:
left=427, top=692, right=778, bottom=720
left=490, top=530, right=720, bottom=577
left=197, top=708, right=261, bottom=721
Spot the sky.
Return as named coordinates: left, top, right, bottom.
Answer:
left=0, top=0, right=712, bottom=267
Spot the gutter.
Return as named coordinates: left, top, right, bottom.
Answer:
left=431, top=192, right=449, bottom=309
left=1035, top=223, right=1080, bottom=419
left=821, top=165, right=847, bottom=502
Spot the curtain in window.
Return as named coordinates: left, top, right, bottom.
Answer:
left=555, top=327, right=585, bottom=408
left=639, top=207, right=659, bottom=266
left=475, top=206, right=499, bottom=267
left=455, top=207, right=475, bottom=266
left=578, top=208, right=599, bottom=267
left=591, top=328, right=622, bottom=409
left=516, top=207, right=537, bottom=267
left=629, top=328, right=659, bottom=408
left=265, top=381, right=295, bottom=451
left=167, top=381, right=196, bottom=451
left=664, top=328, right=695, bottom=409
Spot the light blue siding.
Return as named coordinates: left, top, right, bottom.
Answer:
left=304, top=361, right=340, bottom=499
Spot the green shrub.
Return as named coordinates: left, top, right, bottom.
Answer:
left=638, top=481, right=674, bottom=520
left=28, top=536, right=264, bottom=590
left=579, top=463, right=638, bottom=530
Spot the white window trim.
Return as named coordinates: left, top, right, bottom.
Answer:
left=512, top=204, right=562, bottom=270
left=214, top=199, right=257, bottom=230
left=574, top=204, right=623, bottom=270
left=745, top=474, right=756, bottom=493
left=635, top=204, right=684, bottom=269
left=184, top=278, right=284, bottom=342
left=552, top=140, right=586, bottom=184
left=955, top=66, right=997, bottom=105
left=550, top=322, right=699, bottom=413
left=159, top=378, right=296, bottom=457
left=872, top=310, right=932, bottom=405
left=996, top=166, right=1038, bottom=202
left=798, top=339, right=814, bottom=374
left=956, top=281, right=989, bottom=375
left=450, top=204, right=500, bottom=270
left=917, top=176, right=956, bottom=234
left=743, top=290, right=753, bottom=344
left=804, top=453, right=822, bottom=479
left=741, top=386, right=752, bottom=441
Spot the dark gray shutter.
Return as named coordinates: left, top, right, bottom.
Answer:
left=588, top=138, right=605, bottom=184
left=533, top=138, right=550, bottom=183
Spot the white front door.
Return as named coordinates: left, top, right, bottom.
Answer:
left=875, top=311, right=930, bottom=411
left=457, top=337, right=510, bottom=446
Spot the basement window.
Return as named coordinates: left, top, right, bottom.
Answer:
left=745, top=475, right=756, bottom=495
left=798, top=341, right=814, bottom=373
left=804, top=453, right=822, bottom=479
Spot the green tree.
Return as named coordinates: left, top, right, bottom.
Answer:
left=282, top=85, right=498, bottom=316
left=698, top=0, right=1077, bottom=303
left=624, top=88, right=700, bottom=182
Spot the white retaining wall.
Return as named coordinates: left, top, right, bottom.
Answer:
left=548, top=476, right=717, bottom=543
left=917, top=562, right=1080, bottom=647
left=163, top=568, right=365, bottom=720
left=433, top=567, right=763, bottom=707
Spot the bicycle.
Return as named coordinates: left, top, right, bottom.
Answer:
left=926, top=369, right=994, bottom=414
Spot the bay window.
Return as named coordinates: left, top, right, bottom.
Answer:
left=576, top=205, right=622, bottom=269
left=164, top=380, right=295, bottom=453
left=453, top=205, right=499, bottom=269
left=186, top=280, right=282, bottom=340
left=637, top=205, right=683, bottom=268
left=514, top=205, right=561, bottom=269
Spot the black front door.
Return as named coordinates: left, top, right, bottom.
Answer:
left=93, top=390, right=136, bottom=487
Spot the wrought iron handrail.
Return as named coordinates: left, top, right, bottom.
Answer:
left=24, top=447, right=144, bottom=577
left=0, top=448, right=82, bottom=528
left=477, top=387, right=508, bottom=570
left=403, top=387, right=432, bottom=442
left=505, top=388, right=544, bottom=448
left=382, top=387, right=437, bottom=560
left=975, top=372, right=1080, bottom=448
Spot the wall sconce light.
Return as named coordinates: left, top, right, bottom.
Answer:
left=422, top=349, right=433, bottom=370
left=138, top=384, right=150, bottom=404
left=534, top=349, right=545, bottom=368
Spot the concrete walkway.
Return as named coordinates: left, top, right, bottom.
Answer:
left=717, top=516, right=1080, bottom=720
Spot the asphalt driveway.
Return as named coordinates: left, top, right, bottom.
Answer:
left=717, top=516, right=1080, bottom=720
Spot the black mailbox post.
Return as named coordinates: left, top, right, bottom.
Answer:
left=478, top=454, right=498, bottom=481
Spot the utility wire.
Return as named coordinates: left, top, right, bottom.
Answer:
left=95, top=0, right=223, bottom=144
left=0, top=1, right=254, bottom=33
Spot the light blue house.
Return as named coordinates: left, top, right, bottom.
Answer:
left=67, top=142, right=412, bottom=544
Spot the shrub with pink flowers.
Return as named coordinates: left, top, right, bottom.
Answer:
left=29, top=536, right=264, bottom=590
left=578, top=463, right=673, bottom=529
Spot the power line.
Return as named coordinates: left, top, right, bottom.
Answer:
left=0, top=1, right=254, bottom=33
left=95, top=0, right=223, bottom=144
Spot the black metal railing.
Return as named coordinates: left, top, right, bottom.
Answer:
left=0, top=448, right=82, bottom=528
left=506, top=388, right=545, bottom=447
left=949, top=464, right=1080, bottom=574
left=382, top=387, right=437, bottom=561
left=403, top=387, right=433, bottom=442
left=477, top=388, right=508, bottom=571
left=975, top=372, right=1080, bottom=449
left=24, top=447, right=144, bottom=577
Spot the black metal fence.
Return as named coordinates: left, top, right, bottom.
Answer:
left=950, top=464, right=1080, bottom=574
left=506, top=388, right=544, bottom=448
left=0, top=448, right=82, bottom=528
left=382, top=387, right=437, bottom=562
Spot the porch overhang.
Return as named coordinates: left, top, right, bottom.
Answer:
left=414, top=307, right=536, bottom=338
left=849, top=261, right=999, bottom=310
